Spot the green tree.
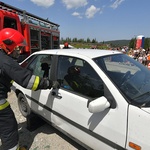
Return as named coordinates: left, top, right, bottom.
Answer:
left=129, top=38, right=136, bottom=49
left=86, top=37, right=91, bottom=43
left=72, top=38, right=77, bottom=42
left=92, top=38, right=97, bottom=43
left=144, top=38, right=150, bottom=49
left=65, top=37, right=72, bottom=42
left=78, top=38, right=85, bottom=43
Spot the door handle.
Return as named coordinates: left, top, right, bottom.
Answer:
left=51, top=91, right=62, bottom=99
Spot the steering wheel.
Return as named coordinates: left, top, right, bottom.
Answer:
left=121, top=71, right=131, bottom=84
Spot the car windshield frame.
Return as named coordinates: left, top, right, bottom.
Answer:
left=93, top=53, right=150, bottom=107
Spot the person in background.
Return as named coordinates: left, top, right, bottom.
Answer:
left=138, top=53, right=143, bottom=64
left=63, top=42, right=69, bottom=49
left=121, top=48, right=126, bottom=54
left=142, top=51, right=147, bottom=66
left=0, top=28, right=59, bottom=150
left=147, top=51, right=150, bottom=66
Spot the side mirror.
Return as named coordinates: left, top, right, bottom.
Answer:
left=88, top=96, right=110, bottom=113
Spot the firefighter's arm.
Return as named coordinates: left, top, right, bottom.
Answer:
left=3, top=60, right=59, bottom=90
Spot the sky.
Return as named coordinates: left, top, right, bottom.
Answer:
left=1, top=0, right=150, bottom=42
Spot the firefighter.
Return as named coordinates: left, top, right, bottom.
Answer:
left=0, top=28, right=59, bottom=150
left=63, top=42, right=69, bottom=49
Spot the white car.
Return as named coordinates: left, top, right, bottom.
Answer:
left=13, top=49, right=150, bottom=150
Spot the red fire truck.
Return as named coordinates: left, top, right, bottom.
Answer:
left=0, top=1, right=60, bottom=62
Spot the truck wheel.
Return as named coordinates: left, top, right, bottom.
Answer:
left=18, top=93, right=31, bottom=117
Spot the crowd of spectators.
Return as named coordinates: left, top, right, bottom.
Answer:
left=127, top=47, right=150, bottom=67
left=110, top=46, right=150, bottom=67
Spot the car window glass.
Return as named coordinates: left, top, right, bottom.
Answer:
left=104, top=55, right=140, bottom=74
left=94, top=54, right=150, bottom=106
left=27, top=54, right=52, bottom=78
left=57, top=56, right=104, bottom=98
left=20, top=55, right=35, bottom=68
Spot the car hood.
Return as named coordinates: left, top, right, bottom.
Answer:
left=141, top=108, right=150, bottom=114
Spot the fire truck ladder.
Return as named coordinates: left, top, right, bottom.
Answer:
left=0, top=1, right=59, bottom=30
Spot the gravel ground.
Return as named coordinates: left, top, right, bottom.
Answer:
left=0, top=91, right=87, bottom=150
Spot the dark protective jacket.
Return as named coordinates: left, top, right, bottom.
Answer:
left=0, top=50, right=52, bottom=100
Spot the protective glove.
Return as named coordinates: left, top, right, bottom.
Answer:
left=52, top=81, right=60, bottom=89
left=36, top=78, right=60, bottom=90
left=37, top=78, right=52, bottom=90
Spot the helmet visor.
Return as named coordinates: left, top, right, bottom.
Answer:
left=17, top=39, right=27, bottom=47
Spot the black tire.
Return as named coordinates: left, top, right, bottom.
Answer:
left=17, top=93, right=31, bottom=117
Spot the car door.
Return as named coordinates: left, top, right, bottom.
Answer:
left=51, top=55, right=128, bottom=150
left=23, top=54, right=54, bottom=121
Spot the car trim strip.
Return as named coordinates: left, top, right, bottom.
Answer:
left=25, top=94, right=126, bottom=150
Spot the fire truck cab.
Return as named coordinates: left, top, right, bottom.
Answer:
left=0, top=1, right=60, bottom=62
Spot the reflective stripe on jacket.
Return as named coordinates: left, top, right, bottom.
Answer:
left=27, top=75, right=40, bottom=90
left=0, top=99, right=9, bottom=110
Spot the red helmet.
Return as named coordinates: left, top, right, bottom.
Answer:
left=0, top=28, right=26, bottom=54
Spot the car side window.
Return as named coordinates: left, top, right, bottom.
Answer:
left=27, top=54, right=52, bottom=78
left=57, top=56, right=104, bottom=98
left=20, top=55, right=36, bottom=68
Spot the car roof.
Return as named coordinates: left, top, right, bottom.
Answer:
left=32, top=49, right=121, bottom=59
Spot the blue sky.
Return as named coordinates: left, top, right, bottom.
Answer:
left=1, top=0, right=150, bottom=42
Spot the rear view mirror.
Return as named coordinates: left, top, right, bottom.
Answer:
left=88, top=96, right=110, bottom=113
